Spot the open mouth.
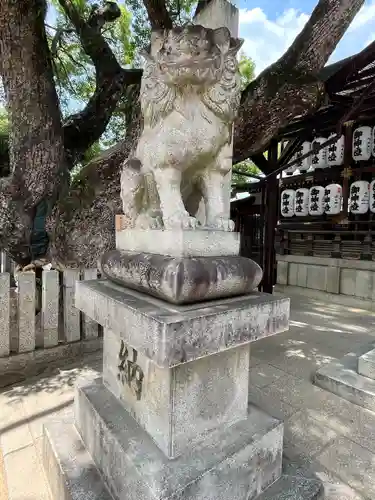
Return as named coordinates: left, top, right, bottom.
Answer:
left=159, top=55, right=221, bottom=72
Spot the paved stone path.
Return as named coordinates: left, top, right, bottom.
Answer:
left=1, top=291, right=375, bottom=499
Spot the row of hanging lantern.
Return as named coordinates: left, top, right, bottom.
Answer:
left=281, top=185, right=342, bottom=217
left=283, top=125, right=375, bottom=176
left=281, top=180, right=375, bottom=217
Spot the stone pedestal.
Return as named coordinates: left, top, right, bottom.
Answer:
left=43, top=276, right=322, bottom=499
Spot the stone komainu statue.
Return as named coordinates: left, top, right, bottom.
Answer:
left=121, top=25, right=243, bottom=231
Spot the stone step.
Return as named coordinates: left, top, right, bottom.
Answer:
left=315, top=345, right=375, bottom=412
left=43, top=419, right=114, bottom=500
left=72, top=378, right=283, bottom=500
left=256, top=475, right=323, bottom=500
left=44, top=407, right=322, bottom=500
left=358, top=348, right=375, bottom=380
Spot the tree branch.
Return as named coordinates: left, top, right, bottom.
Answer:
left=63, top=68, right=142, bottom=163
left=142, top=0, right=173, bottom=29
left=234, top=0, right=365, bottom=163
left=47, top=85, right=142, bottom=268
left=57, top=0, right=142, bottom=163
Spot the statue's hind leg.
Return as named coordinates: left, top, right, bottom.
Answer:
left=153, top=167, right=198, bottom=230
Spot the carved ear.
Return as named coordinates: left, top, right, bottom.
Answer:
left=150, top=29, right=165, bottom=57
left=212, top=27, right=231, bottom=53
left=228, top=37, right=244, bottom=56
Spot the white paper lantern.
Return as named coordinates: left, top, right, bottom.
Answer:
left=324, top=184, right=342, bottom=215
left=308, top=186, right=325, bottom=216
left=327, top=134, right=345, bottom=167
left=280, top=189, right=295, bottom=217
left=350, top=180, right=369, bottom=214
left=294, top=188, right=309, bottom=216
left=295, top=141, right=312, bottom=173
left=352, top=126, right=372, bottom=161
left=311, top=137, right=328, bottom=169
left=284, top=161, right=298, bottom=176
left=370, top=180, right=375, bottom=213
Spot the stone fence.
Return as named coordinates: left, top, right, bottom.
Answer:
left=0, top=252, right=102, bottom=387
left=276, top=253, right=375, bottom=311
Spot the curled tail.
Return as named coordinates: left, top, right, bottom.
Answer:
left=120, top=158, right=145, bottom=227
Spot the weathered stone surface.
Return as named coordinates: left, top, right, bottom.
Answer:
left=276, top=261, right=288, bottom=286
left=44, top=418, right=323, bottom=500
left=116, top=229, right=240, bottom=257
left=74, top=379, right=283, bottom=500
left=42, top=270, right=59, bottom=348
left=103, top=328, right=249, bottom=458
left=314, top=344, right=375, bottom=411
left=43, top=419, right=113, bottom=500
left=194, top=0, right=239, bottom=38
left=18, top=271, right=36, bottom=353
left=101, top=249, right=262, bottom=304
left=63, top=270, right=80, bottom=343
left=76, top=279, right=290, bottom=368
left=0, top=272, right=10, bottom=357
left=358, top=348, right=375, bottom=380
left=256, top=475, right=323, bottom=499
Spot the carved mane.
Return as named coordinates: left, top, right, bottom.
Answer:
left=140, top=56, right=177, bottom=129
left=202, top=40, right=243, bottom=123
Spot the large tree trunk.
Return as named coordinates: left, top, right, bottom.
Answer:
left=0, top=0, right=65, bottom=265
left=47, top=85, right=142, bottom=268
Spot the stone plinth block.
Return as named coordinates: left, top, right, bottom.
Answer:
left=72, top=379, right=283, bottom=500
left=101, top=249, right=263, bottom=304
left=43, top=417, right=323, bottom=500
left=315, top=345, right=375, bottom=412
left=103, top=328, right=249, bottom=458
left=116, top=229, right=240, bottom=257
left=43, top=419, right=113, bottom=500
left=358, top=348, right=375, bottom=380
left=75, top=280, right=290, bottom=368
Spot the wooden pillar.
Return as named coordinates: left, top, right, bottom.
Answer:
left=262, top=141, right=279, bottom=294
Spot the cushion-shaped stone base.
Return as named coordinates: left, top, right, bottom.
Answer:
left=101, top=250, right=263, bottom=304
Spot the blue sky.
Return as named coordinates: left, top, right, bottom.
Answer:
left=238, top=0, right=375, bottom=75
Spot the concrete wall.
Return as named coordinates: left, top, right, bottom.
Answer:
left=276, top=255, right=375, bottom=309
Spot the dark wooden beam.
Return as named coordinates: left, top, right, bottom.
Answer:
left=326, top=40, right=375, bottom=93
left=249, top=153, right=272, bottom=175
left=232, top=168, right=263, bottom=180
left=261, top=140, right=278, bottom=294
left=277, top=137, right=304, bottom=168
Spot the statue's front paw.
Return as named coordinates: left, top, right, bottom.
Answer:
left=135, top=214, right=163, bottom=230
left=207, top=218, right=235, bottom=232
left=164, top=211, right=199, bottom=230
